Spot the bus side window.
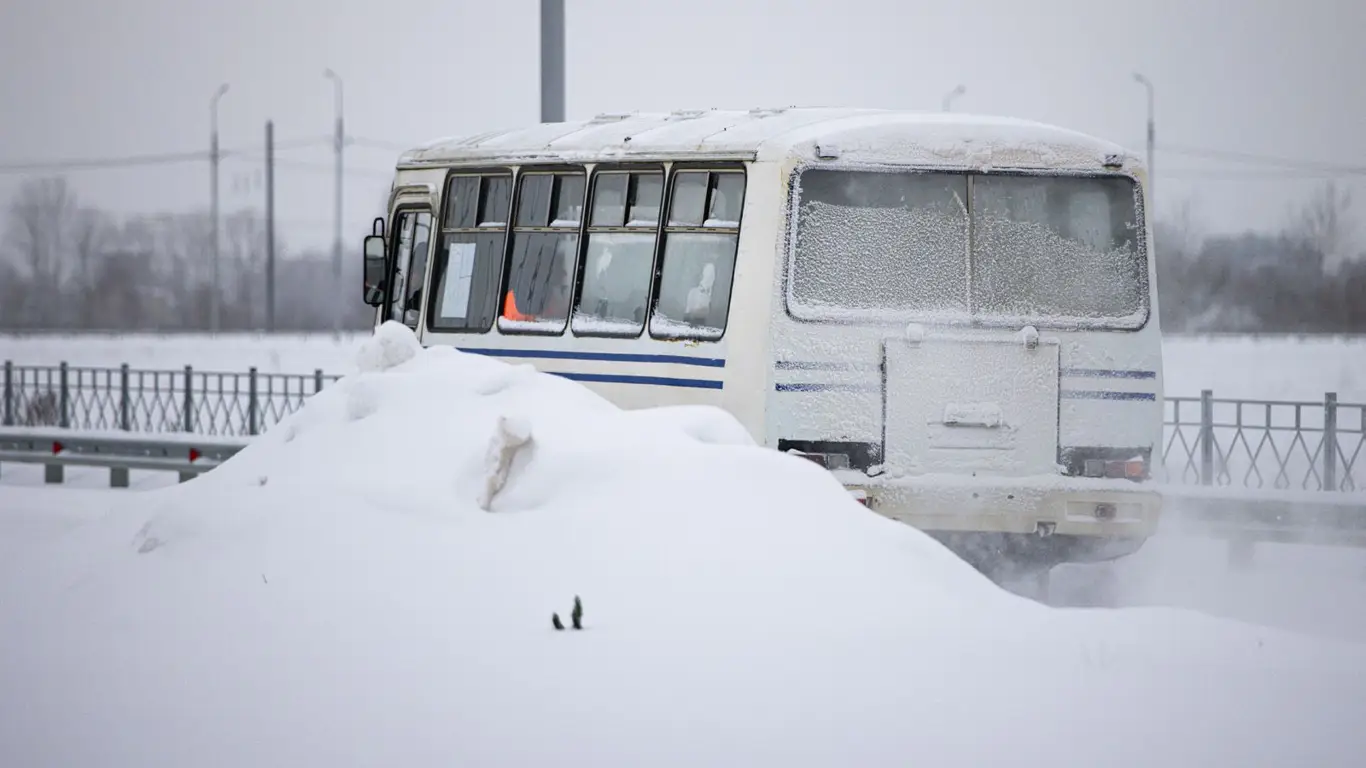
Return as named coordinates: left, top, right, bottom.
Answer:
left=573, top=169, right=662, bottom=337
left=650, top=169, right=744, bottom=341
left=498, top=171, right=584, bottom=335
left=402, top=212, right=432, bottom=327
left=427, top=173, right=512, bottom=333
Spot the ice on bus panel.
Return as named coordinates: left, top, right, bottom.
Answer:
left=359, top=107, right=1163, bottom=584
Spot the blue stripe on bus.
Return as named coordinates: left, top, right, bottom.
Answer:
left=1061, top=390, right=1158, bottom=402
left=1061, top=368, right=1157, bottom=380
left=458, top=346, right=725, bottom=368
left=775, top=361, right=878, bottom=372
left=775, top=383, right=1157, bottom=401
left=549, top=371, right=723, bottom=390
left=779, top=363, right=1157, bottom=379
left=775, top=382, right=880, bottom=393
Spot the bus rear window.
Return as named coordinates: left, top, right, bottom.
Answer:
left=790, top=168, right=1147, bottom=327
left=792, top=170, right=968, bottom=316
left=970, top=175, right=1145, bottom=322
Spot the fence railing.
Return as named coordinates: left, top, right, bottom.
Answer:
left=2, top=361, right=341, bottom=438
left=3, top=360, right=1364, bottom=494
left=1163, top=391, right=1364, bottom=493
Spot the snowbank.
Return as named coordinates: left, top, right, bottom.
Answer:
left=3, top=322, right=1365, bottom=767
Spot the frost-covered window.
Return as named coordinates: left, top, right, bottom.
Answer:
left=792, top=169, right=969, bottom=315
left=573, top=170, right=663, bottom=336
left=970, top=175, right=1144, bottom=322
left=789, top=168, right=1147, bottom=327
left=650, top=169, right=745, bottom=340
left=428, top=173, right=512, bottom=333
left=499, top=170, right=585, bottom=335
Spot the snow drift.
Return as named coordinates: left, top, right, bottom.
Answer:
left=3, top=321, right=1365, bottom=767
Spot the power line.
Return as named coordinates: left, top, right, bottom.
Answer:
left=228, top=154, right=394, bottom=179
left=1157, top=143, right=1366, bottom=176
left=0, top=137, right=333, bottom=175
left=348, top=136, right=414, bottom=152
left=1163, top=168, right=1366, bottom=181
left=10, top=137, right=1363, bottom=181
left=0, top=149, right=213, bottom=173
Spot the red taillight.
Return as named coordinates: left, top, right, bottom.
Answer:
left=1082, top=457, right=1147, bottom=480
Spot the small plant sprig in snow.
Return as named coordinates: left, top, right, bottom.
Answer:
left=551, top=595, right=584, bottom=631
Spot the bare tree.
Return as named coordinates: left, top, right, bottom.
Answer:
left=221, top=208, right=270, bottom=329
left=1152, top=195, right=1207, bottom=331
left=70, top=206, right=112, bottom=327
left=1291, top=181, right=1356, bottom=270
left=3, top=176, right=79, bottom=327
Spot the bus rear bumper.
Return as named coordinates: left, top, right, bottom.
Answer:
left=835, top=471, right=1162, bottom=562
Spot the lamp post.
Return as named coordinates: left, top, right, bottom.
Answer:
left=210, top=83, right=229, bottom=333
left=1133, top=72, right=1155, bottom=205
left=324, top=68, right=345, bottom=337
left=541, top=0, right=565, bottom=122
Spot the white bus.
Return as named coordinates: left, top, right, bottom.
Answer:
left=361, top=107, right=1164, bottom=583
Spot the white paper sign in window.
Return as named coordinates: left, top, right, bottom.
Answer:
left=439, top=242, right=478, bottom=319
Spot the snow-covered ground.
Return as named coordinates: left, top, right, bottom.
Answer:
left=3, top=323, right=1365, bottom=766
left=3, top=331, right=1365, bottom=401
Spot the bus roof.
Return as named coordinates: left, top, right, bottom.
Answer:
left=397, top=107, right=1137, bottom=173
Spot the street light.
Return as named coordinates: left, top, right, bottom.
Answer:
left=1133, top=72, right=1155, bottom=205
left=942, top=84, right=966, bottom=113
left=324, top=69, right=344, bottom=337
left=210, top=83, right=229, bottom=334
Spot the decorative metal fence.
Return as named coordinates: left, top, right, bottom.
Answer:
left=1163, top=392, right=1364, bottom=493
left=3, top=360, right=1363, bottom=494
left=2, top=361, right=341, bottom=438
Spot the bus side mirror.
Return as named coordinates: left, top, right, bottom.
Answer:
left=362, top=234, right=387, bottom=306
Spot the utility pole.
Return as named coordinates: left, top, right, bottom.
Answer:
left=540, top=0, right=565, bottom=123
left=210, top=83, right=229, bottom=333
left=324, top=69, right=344, bottom=338
left=942, top=84, right=965, bottom=113
left=265, top=120, right=275, bottom=333
left=1133, top=72, right=1155, bottom=207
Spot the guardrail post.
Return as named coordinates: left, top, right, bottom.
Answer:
left=113, top=363, right=131, bottom=489
left=3, top=360, right=12, bottom=427
left=47, top=362, right=69, bottom=484
left=1, top=361, right=7, bottom=478
left=59, top=361, right=70, bottom=429
left=314, top=368, right=324, bottom=394
left=119, top=364, right=131, bottom=431
left=1324, top=392, right=1338, bottom=492
left=183, top=365, right=194, bottom=434
left=248, top=367, right=259, bottom=436
left=1200, top=389, right=1214, bottom=486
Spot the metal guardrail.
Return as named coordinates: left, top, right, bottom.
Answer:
left=2, top=361, right=340, bottom=438
left=2, top=359, right=1364, bottom=494
left=0, top=428, right=247, bottom=486
left=1162, top=391, right=1365, bottom=493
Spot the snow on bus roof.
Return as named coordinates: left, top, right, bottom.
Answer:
left=398, top=107, right=1138, bottom=171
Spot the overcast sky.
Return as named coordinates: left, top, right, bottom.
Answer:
left=2, top=0, right=1363, bottom=254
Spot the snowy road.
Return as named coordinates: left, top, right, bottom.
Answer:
left=6, top=474, right=1366, bottom=646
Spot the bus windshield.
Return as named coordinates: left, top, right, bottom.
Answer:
left=789, top=168, right=1147, bottom=327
